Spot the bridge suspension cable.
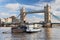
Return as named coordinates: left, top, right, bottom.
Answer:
left=12, top=13, right=20, bottom=23
left=51, top=13, right=60, bottom=21
left=16, top=13, right=20, bottom=18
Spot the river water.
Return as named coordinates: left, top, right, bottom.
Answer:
left=0, top=26, right=60, bottom=40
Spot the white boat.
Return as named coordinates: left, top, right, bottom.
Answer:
left=26, top=28, right=41, bottom=32
left=26, top=24, right=41, bottom=32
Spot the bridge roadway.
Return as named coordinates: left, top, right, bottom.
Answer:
left=5, top=22, right=60, bottom=25
left=25, top=23, right=60, bottom=25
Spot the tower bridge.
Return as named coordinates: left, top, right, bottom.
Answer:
left=20, top=4, right=51, bottom=27
left=7, top=4, right=60, bottom=28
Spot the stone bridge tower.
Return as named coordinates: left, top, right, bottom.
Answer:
left=20, top=7, right=26, bottom=26
left=44, top=4, right=52, bottom=27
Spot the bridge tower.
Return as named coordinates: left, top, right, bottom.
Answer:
left=20, top=7, right=26, bottom=25
left=44, top=4, right=52, bottom=27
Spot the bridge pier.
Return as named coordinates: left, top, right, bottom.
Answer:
left=42, top=23, right=52, bottom=28
left=44, top=23, right=52, bottom=28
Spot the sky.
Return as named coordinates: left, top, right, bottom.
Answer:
left=0, top=0, right=60, bottom=23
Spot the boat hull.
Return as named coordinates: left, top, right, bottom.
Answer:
left=26, top=29, right=41, bottom=33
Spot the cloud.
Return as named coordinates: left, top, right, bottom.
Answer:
left=35, top=13, right=44, bottom=16
left=51, top=0, right=60, bottom=13
left=5, top=3, right=20, bottom=11
left=51, top=18, right=60, bottom=23
left=5, top=3, right=44, bottom=11
left=34, top=0, right=55, bottom=6
left=26, top=15, right=44, bottom=23
left=20, top=4, right=43, bottom=10
left=52, top=11, right=60, bottom=16
left=0, top=12, right=17, bottom=18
